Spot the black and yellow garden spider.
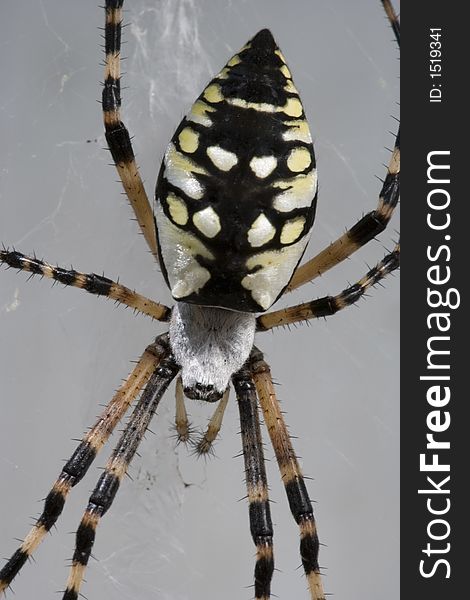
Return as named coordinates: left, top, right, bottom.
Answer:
left=0, top=1, right=399, bottom=599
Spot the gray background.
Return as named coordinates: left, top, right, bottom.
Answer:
left=0, top=1, right=399, bottom=599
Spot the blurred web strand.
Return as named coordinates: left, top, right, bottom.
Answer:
left=129, top=0, right=212, bottom=120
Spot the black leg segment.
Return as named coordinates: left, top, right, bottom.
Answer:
left=233, top=367, right=275, bottom=600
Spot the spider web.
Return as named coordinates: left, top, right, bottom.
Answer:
left=0, top=1, right=399, bottom=599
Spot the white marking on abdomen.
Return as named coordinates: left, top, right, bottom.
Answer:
left=249, top=155, right=278, bottom=178
left=206, top=145, right=238, bottom=171
left=155, top=204, right=213, bottom=299
left=247, top=213, right=276, bottom=247
left=193, top=206, right=221, bottom=238
left=241, top=235, right=310, bottom=310
left=164, top=143, right=207, bottom=200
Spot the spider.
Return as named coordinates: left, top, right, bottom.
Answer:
left=0, top=1, right=399, bottom=599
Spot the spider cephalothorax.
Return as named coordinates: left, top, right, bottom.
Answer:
left=0, top=2, right=399, bottom=600
left=170, top=302, right=256, bottom=401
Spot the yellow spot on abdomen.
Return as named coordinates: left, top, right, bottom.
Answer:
left=280, top=217, right=306, bottom=244
left=272, top=171, right=317, bottom=212
left=227, top=55, right=241, bottom=67
left=287, top=147, right=312, bottom=172
left=284, top=80, right=299, bottom=94
left=217, top=67, right=231, bottom=80
left=283, top=97, right=303, bottom=117
left=178, top=127, right=199, bottom=154
left=280, top=64, right=291, bottom=79
left=275, top=49, right=287, bottom=64
left=167, top=193, right=189, bottom=226
left=188, top=100, right=216, bottom=127
left=204, top=84, right=224, bottom=103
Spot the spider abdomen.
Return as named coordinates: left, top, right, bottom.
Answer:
left=155, top=29, right=317, bottom=312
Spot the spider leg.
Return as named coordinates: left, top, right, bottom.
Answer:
left=102, top=0, right=159, bottom=260
left=381, top=0, right=400, bottom=47
left=257, top=243, right=399, bottom=331
left=0, top=339, right=166, bottom=595
left=0, top=249, right=170, bottom=322
left=233, top=367, right=274, bottom=600
left=174, top=376, right=193, bottom=444
left=250, top=349, right=325, bottom=600
left=287, top=2, right=400, bottom=293
left=62, top=344, right=179, bottom=600
left=194, top=388, right=230, bottom=455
